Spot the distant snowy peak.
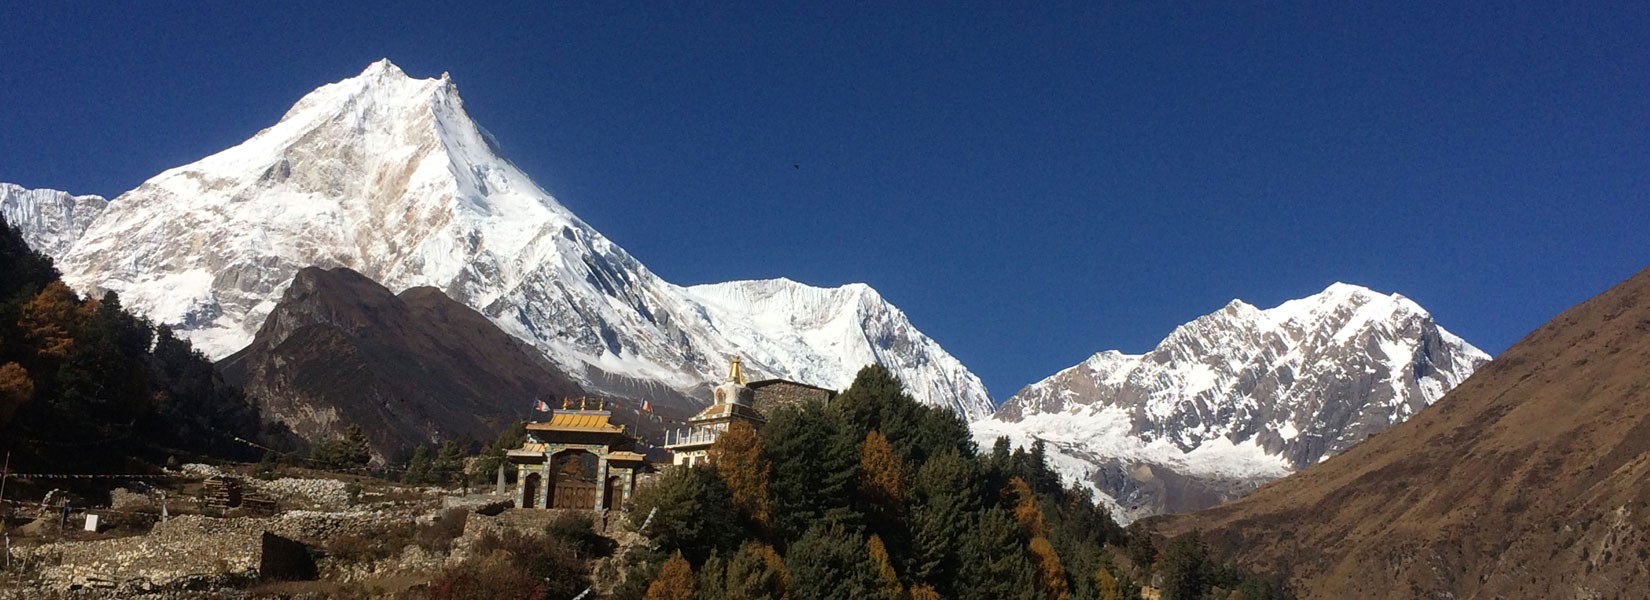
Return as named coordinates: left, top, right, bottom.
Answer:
left=1002, top=283, right=1489, bottom=455
left=983, top=283, right=1488, bottom=522
left=0, top=183, right=107, bottom=262
left=685, top=278, right=995, bottom=419
left=42, top=60, right=992, bottom=417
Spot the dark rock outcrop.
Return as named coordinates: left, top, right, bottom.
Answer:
left=219, top=267, right=587, bottom=459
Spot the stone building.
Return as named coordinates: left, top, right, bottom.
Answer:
left=506, top=400, right=647, bottom=511
left=747, top=378, right=837, bottom=417
left=663, top=358, right=838, bottom=466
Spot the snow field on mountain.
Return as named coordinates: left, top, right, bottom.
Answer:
left=16, top=60, right=994, bottom=418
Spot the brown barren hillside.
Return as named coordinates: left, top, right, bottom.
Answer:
left=1156, top=267, right=1650, bottom=599
left=217, top=267, right=595, bottom=458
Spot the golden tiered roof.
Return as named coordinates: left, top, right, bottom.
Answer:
left=527, top=409, right=626, bottom=434
left=607, top=451, right=648, bottom=462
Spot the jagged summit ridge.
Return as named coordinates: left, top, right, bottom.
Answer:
left=33, top=60, right=993, bottom=417
left=0, top=183, right=107, bottom=262
left=976, top=282, right=1488, bottom=521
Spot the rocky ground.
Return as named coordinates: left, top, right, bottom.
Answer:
left=0, top=465, right=635, bottom=599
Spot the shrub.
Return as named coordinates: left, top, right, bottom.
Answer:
left=546, top=511, right=609, bottom=558
left=427, top=552, right=548, bottom=600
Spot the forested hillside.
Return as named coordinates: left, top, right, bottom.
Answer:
left=611, top=365, right=1292, bottom=600
left=0, top=216, right=266, bottom=475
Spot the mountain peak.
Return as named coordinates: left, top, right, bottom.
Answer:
left=44, top=63, right=993, bottom=419
left=361, top=58, right=406, bottom=79
left=983, top=283, right=1488, bottom=521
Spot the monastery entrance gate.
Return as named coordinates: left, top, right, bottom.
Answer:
left=507, top=399, right=650, bottom=512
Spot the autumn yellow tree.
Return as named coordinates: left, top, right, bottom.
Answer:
left=726, top=540, right=790, bottom=600
left=1007, top=477, right=1067, bottom=600
left=1027, top=536, right=1070, bottom=600
left=709, top=420, right=773, bottom=527
left=645, top=551, right=698, bottom=600
left=860, top=430, right=905, bottom=511
left=0, top=362, right=33, bottom=425
left=868, top=534, right=906, bottom=600
left=909, top=585, right=942, bottom=600
left=1095, top=567, right=1120, bottom=600
left=19, top=281, right=80, bottom=359
left=1006, top=477, right=1048, bottom=538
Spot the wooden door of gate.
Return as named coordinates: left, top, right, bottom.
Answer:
left=552, top=480, right=597, bottom=509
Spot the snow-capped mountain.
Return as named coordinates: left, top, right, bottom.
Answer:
left=26, top=60, right=993, bottom=418
left=0, top=183, right=107, bottom=262
left=975, top=283, right=1489, bottom=522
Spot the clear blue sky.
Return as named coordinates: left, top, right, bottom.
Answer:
left=3, top=2, right=1647, bottom=400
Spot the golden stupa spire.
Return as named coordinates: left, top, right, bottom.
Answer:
left=729, top=356, right=746, bottom=385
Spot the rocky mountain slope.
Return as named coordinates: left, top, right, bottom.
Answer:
left=0, top=182, right=106, bottom=262
left=14, top=60, right=992, bottom=418
left=1157, top=266, right=1650, bottom=599
left=974, top=283, right=1488, bottom=521
left=217, top=266, right=592, bottom=459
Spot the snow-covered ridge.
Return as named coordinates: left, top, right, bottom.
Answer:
left=19, top=60, right=993, bottom=418
left=0, top=183, right=107, bottom=262
left=977, top=283, right=1489, bottom=522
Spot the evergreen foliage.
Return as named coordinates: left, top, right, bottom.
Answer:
left=958, top=506, right=1040, bottom=600
left=629, top=463, right=742, bottom=565
left=699, top=552, right=729, bottom=600
left=403, top=444, right=433, bottom=484
left=785, top=524, right=884, bottom=600
left=623, top=363, right=1288, bottom=600
left=311, top=424, right=372, bottom=470
left=468, top=420, right=527, bottom=484
left=762, top=400, right=862, bottom=544
left=431, top=439, right=465, bottom=485
left=0, top=216, right=265, bottom=473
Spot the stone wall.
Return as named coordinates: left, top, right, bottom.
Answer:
left=749, top=380, right=835, bottom=418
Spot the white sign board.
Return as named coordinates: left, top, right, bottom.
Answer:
left=83, top=514, right=99, bottom=532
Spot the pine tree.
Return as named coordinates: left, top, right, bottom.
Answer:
left=1158, top=532, right=1210, bottom=600
left=726, top=541, right=790, bottom=600
left=868, top=534, right=906, bottom=600
left=1007, top=477, right=1049, bottom=539
left=764, top=402, right=862, bottom=544
left=957, top=508, right=1039, bottom=600
left=470, top=420, right=527, bottom=483
left=700, top=552, right=729, bottom=600
left=908, top=450, right=978, bottom=589
left=1095, top=567, right=1121, bottom=600
left=19, top=281, right=79, bottom=359
left=710, top=420, right=772, bottom=528
left=1027, top=536, right=1071, bottom=600
left=786, top=524, right=882, bottom=600
left=628, top=463, right=741, bottom=564
left=645, top=551, right=698, bottom=600
left=860, top=431, right=906, bottom=510
left=404, top=444, right=433, bottom=484
left=431, top=440, right=465, bottom=485
left=0, top=362, right=32, bottom=425
left=0, top=215, right=58, bottom=302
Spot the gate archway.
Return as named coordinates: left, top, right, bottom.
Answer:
left=522, top=472, right=540, bottom=508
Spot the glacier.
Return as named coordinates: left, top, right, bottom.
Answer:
left=0, top=183, right=107, bottom=263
